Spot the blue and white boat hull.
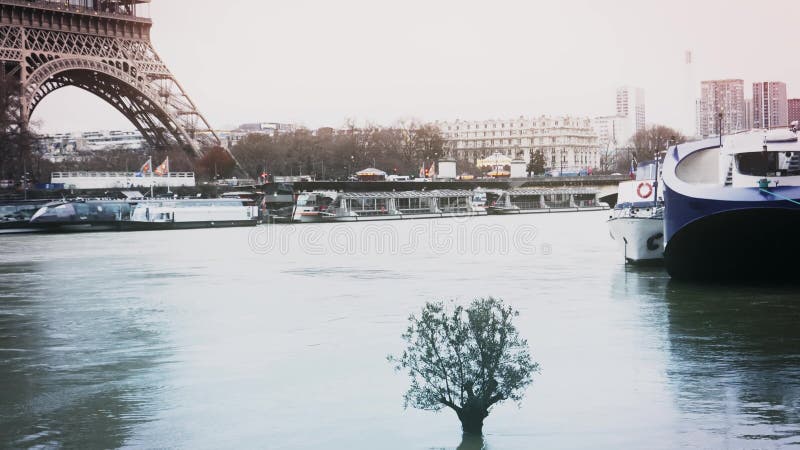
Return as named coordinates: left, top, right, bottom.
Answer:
left=662, top=134, right=800, bottom=280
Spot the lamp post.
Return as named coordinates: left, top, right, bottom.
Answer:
left=22, top=172, right=29, bottom=200
left=717, top=110, right=724, bottom=147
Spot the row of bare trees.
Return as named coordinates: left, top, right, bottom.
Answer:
left=230, top=123, right=458, bottom=180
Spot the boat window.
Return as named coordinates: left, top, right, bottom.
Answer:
left=510, top=194, right=541, bottom=209
left=736, top=152, right=796, bottom=176
left=297, top=195, right=320, bottom=207
left=545, top=193, right=571, bottom=208
left=52, top=204, right=76, bottom=218
left=74, top=203, right=91, bottom=217
left=296, top=196, right=310, bottom=206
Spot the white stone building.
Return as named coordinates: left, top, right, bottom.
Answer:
left=592, top=115, right=632, bottom=151
left=435, top=116, right=600, bottom=173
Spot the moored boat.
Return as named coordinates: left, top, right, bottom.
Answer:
left=299, top=190, right=484, bottom=222
left=487, top=187, right=607, bottom=214
left=292, top=191, right=337, bottom=223
left=0, top=200, right=52, bottom=234
left=607, top=160, right=665, bottom=264
left=126, top=199, right=258, bottom=230
left=662, top=128, right=800, bottom=280
left=29, top=198, right=258, bottom=232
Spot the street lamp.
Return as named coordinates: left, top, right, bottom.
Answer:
left=22, top=172, right=30, bottom=200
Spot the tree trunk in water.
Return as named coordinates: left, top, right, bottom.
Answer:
left=457, top=408, right=488, bottom=436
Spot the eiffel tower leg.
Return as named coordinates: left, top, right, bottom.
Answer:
left=0, top=3, right=244, bottom=172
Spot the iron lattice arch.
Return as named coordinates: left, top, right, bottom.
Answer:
left=0, top=1, right=221, bottom=155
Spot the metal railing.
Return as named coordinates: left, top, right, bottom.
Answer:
left=0, top=0, right=151, bottom=22
left=52, top=172, right=195, bottom=178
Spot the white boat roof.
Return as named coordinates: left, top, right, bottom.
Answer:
left=507, top=187, right=599, bottom=195
left=721, top=129, right=800, bottom=155
left=339, top=190, right=473, bottom=199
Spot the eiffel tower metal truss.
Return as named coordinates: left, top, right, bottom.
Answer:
left=0, top=0, right=220, bottom=155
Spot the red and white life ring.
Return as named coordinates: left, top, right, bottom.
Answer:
left=637, top=182, right=653, bottom=199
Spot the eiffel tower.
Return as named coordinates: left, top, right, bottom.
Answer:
left=0, top=0, right=220, bottom=155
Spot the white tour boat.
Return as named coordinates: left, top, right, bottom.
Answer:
left=297, top=190, right=485, bottom=222
left=487, top=187, right=608, bottom=214
left=607, top=160, right=664, bottom=264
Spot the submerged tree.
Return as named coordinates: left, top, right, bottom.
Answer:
left=389, top=298, right=539, bottom=436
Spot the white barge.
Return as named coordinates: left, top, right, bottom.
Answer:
left=297, top=190, right=485, bottom=222
left=487, top=187, right=608, bottom=214
left=29, top=198, right=258, bottom=232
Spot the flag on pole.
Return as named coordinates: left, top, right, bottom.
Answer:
left=428, top=162, right=436, bottom=179
left=419, top=162, right=426, bottom=178
left=154, top=157, right=170, bottom=176
left=136, top=157, right=152, bottom=176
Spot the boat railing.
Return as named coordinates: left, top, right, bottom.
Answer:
left=440, top=206, right=472, bottom=213
left=510, top=200, right=544, bottom=210
left=52, top=172, right=196, bottom=179
left=397, top=207, right=433, bottom=215
left=351, top=208, right=393, bottom=217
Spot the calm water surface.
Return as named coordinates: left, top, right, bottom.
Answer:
left=1, top=212, right=798, bottom=449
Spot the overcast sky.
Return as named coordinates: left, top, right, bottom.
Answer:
left=32, top=0, right=800, bottom=135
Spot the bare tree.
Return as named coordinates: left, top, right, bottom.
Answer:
left=597, top=144, right=617, bottom=174
left=628, top=125, right=687, bottom=163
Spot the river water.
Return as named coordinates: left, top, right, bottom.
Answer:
left=0, top=212, right=798, bottom=449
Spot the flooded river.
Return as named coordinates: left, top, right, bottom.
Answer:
left=1, top=212, right=798, bottom=449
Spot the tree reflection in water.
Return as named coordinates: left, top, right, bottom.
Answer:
left=456, top=433, right=486, bottom=450
left=664, top=281, right=800, bottom=443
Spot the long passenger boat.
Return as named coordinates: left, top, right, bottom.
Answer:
left=28, top=198, right=259, bottom=232
left=0, top=200, right=52, bottom=234
left=297, top=190, right=485, bottom=222
left=487, top=187, right=608, bottom=214
left=662, top=128, right=800, bottom=280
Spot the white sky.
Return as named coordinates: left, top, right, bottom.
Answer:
left=33, top=0, right=800, bottom=135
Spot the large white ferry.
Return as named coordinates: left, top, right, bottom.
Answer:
left=662, top=128, right=800, bottom=280
left=607, top=160, right=664, bottom=264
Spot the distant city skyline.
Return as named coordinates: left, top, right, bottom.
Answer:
left=31, top=0, right=800, bottom=135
